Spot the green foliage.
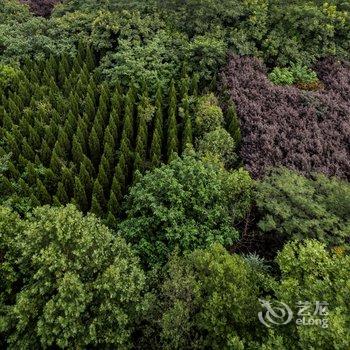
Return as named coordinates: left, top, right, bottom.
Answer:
left=157, top=243, right=265, bottom=349
left=269, top=64, right=319, bottom=86
left=0, top=53, right=200, bottom=219
left=197, top=127, right=236, bottom=167
left=119, top=154, right=254, bottom=267
left=195, top=93, right=224, bottom=136
left=272, top=239, right=350, bottom=349
left=0, top=205, right=147, bottom=349
left=0, top=65, right=20, bottom=91
left=256, top=168, right=350, bottom=247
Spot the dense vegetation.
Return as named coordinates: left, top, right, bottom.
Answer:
left=0, top=0, right=349, bottom=349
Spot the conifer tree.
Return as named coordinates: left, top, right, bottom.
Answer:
left=86, top=45, right=95, bottom=71
left=22, top=139, right=35, bottom=162
left=74, top=176, right=89, bottom=212
left=58, top=60, right=67, bottom=87
left=82, top=154, right=95, bottom=178
left=61, top=166, right=74, bottom=197
left=18, top=178, right=31, bottom=196
left=28, top=125, right=41, bottom=150
left=0, top=175, right=13, bottom=196
left=97, top=163, right=109, bottom=195
left=181, top=95, right=193, bottom=151
left=103, top=126, right=116, bottom=153
left=150, top=128, right=162, bottom=167
left=79, top=162, right=92, bottom=200
left=84, top=93, right=95, bottom=123
left=90, top=179, right=105, bottom=216
left=40, top=140, right=52, bottom=166
left=167, top=80, right=178, bottom=161
left=68, top=92, right=80, bottom=118
left=55, top=181, right=69, bottom=204
left=43, top=168, right=57, bottom=194
left=72, top=136, right=84, bottom=166
left=191, top=73, right=199, bottom=97
left=29, top=193, right=41, bottom=207
left=7, top=161, right=19, bottom=179
left=111, top=174, right=123, bottom=205
left=50, top=148, right=62, bottom=175
left=89, top=127, right=101, bottom=168
left=36, top=178, right=51, bottom=204
left=56, top=127, right=70, bottom=157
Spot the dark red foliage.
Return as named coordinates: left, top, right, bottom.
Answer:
left=19, top=0, right=61, bottom=17
left=222, top=55, right=350, bottom=180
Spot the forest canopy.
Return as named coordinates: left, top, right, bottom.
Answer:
left=0, top=0, right=349, bottom=349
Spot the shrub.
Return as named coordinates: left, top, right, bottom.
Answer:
left=197, top=127, right=237, bottom=167
left=269, top=64, right=319, bottom=88
left=273, top=240, right=350, bottom=349
left=158, top=243, right=265, bottom=349
left=0, top=205, right=147, bottom=349
left=195, top=93, right=224, bottom=136
left=222, top=55, right=350, bottom=179
left=119, top=154, right=253, bottom=267
left=256, top=168, right=350, bottom=247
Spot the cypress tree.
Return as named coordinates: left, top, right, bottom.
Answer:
left=5, top=132, right=20, bottom=160
left=103, top=126, right=116, bottom=153
left=18, top=178, right=31, bottom=196
left=22, top=139, right=35, bottom=162
left=56, top=127, right=70, bottom=157
left=108, top=109, right=119, bottom=143
left=28, top=125, right=41, bottom=150
left=84, top=93, right=95, bottom=123
left=121, top=105, right=134, bottom=144
left=97, top=163, right=109, bottom=195
left=110, top=174, right=123, bottom=204
left=55, top=181, right=69, bottom=204
left=68, top=92, right=80, bottom=118
left=93, top=111, right=104, bottom=141
left=41, top=140, right=52, bottom=166
left=88, top=127, right=101, bottom=168
left=61, top=166, right=74, bottom=197
left=167, top=80, right=178, bottom=161
left=43, top=168, right=57, bottom=194
left=77, top=41, right=85, bottom=66
left=74, top=176, right=89, bottom=212
left=86, top=45, right=95, bottom=71
left=29, top=193, right=41, bottom=207
left=91, top=179, right=105, bottom=216
left=36, top=178, right=51, bottom=204
left=7, top=161, right=19, bottom=179
left=8, top=98, right=20, bottom=121
left=82, top=154, right=95, bottom=178
left=110, top=88, right=122, bottom=123
left=58, top=60, right=67, bottom=87
left=181, top=95, right=193, bottom=151
left=106, top=191, right=119, bottom=227
left=150, top=128, right=162, bottom=167
left=79, top=162, right=92, bottom=200
left=191, top=73, right=199, bottom=97
left=3, top=111, right=13, bottom=131
left=114, top=154, right=127, bottom=190
left=72, top=136, right=84, bottom=166
left=0, top=175, right=13, bottom=196
left=50, top=149, right=62, bottom=175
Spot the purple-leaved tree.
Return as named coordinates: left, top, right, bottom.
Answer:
left=222, top=55, right=350, bottom=180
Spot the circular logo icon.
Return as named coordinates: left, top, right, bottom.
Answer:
left=258, top=299, right=293, bottom=327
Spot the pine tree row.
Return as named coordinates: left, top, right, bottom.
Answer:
left=0, top=48, right=199, bottom=223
